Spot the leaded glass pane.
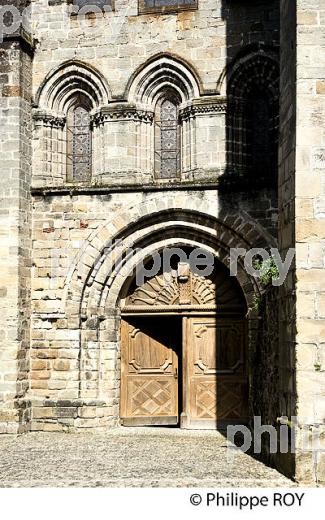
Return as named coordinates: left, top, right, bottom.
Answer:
left=67, top=105, right=91, bottom=183
left=245, top=90, right=276, bottom=177
left=73, top=0, right=113, bottom=8
left=139, top=0, right=198, bottom=14
left=155, top=97, right=180, bottom=179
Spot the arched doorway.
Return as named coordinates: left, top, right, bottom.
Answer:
left=120, top=254, right=248, bottom=430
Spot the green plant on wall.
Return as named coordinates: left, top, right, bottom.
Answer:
left=254, top=257, right=280, bottom=286
left=252, top=294, right=261, bottom=312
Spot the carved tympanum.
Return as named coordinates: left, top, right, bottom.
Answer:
left=126, top=271, right=215, bottom=307
left=124, top=263, right=245, bottom=309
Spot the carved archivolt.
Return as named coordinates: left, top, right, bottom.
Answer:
left=35, top=60, right=110, bottom=113
left=127, top=54, right=201, bottom=107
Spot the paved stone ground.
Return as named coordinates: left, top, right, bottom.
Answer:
left=0, top=428, right=295, bottom=487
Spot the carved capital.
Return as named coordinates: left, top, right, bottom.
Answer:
left=33, top=109, right=66, bottom=128
left=92, top=104, right=154, bottom=126
left=180, top=96, right=227, bottom=121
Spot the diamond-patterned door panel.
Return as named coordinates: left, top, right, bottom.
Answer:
left=193, top=379, right=248, bottom=420
left=195, top=381, right=217, bottom=419
left=129, top=379, right=173, bottom=416
left=121, top=318, right=179, bottom=425
left=187, top=317, right=248, bottom=426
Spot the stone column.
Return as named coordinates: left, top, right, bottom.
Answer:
left=180, top=97, right=227, bottom=181
left=92, top=105, right=154, bottom=185
left=33, top=110, right=66, bottom=186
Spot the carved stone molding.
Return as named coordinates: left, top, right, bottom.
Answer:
left=33, top=109, right=66, bottom=128
left=92, top=105, right=154, bottom=126
left=180, top=97, right=227, bottom=121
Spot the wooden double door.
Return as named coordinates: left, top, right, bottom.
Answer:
left=121, top=314, right=248, bottom=429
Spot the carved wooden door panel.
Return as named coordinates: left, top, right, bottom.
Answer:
left=121, top=318, right=179, bottom=426
left=183, top=317, right=248, bottom=429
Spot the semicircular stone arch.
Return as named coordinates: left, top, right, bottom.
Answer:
left=77, top=230, right=264, bottom=402
left=62, top=194, right=276, bottom=322
left=65, top=195, right=277, bottom=401
left=88, top=230, right=255, bottom=318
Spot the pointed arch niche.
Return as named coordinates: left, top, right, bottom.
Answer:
left=125, top=54, right=225, bottom=182
left=33, top=61, right=110, bottom=186
left=226, top=53, right=279, bottom=182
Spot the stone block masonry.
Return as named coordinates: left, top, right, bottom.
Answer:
left=0, top=0, right=324, bottom=488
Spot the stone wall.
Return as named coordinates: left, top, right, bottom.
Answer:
left=27, top=188, right=275, bottom=431
left=31, top=0, right=279, bottom=100
left=254, top=284, right=280, bottom=465
left=1, top=0, right=282, bottom=450
left=0, top=26, right=33, bottom=433
left=29, top=0, right=280, bottom=187
left=278, top=0, right=325, bottom=485
left=4, top=0, right=325, bottom=488
left=26, top=0, right=280, bottom=438
left=294, top=0, right=325, bottom=485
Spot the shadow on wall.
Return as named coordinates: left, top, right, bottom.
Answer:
left=219, top=0, right=297, bottom=480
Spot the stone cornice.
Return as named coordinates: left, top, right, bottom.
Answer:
left=31, top=176, right=277, bottom=196
left=92, top=105, right=154, bottom=125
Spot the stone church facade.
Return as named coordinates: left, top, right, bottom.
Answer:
left=0, top=0, right=324, bottom=485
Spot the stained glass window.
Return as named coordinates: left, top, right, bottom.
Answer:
left=155, top=95, right=181, bottom=179
left=67, top=101, right=92, bottom=183
left=72, top=0, right=113, bottom=8
left=139, top=0, right=198, bottom=15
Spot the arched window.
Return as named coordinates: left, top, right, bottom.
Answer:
left=66, top=96, right=92, bottom=182
left=227, top=55, right=279, bottom=183
left=155, top=93, right=181, bottom=179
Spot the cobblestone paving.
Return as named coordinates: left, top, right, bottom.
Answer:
left=0, top=428, right=295, bottom=487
